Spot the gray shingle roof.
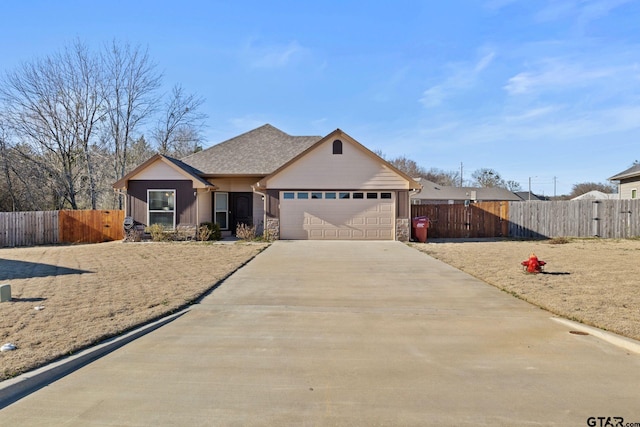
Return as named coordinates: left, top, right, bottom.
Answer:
left=609, top=163, right=640, bottom=181
left=180, top=124, right=322, bottom=175
left=163, top=156, right=214, bottom=188
left=413, top=179, right=522, bottom=201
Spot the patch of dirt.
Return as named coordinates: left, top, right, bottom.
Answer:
left=0, top=241, right=267, bottom=381
left=413, top=238, right=640, bottom=342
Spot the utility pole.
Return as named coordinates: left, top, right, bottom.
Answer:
left=460, top=162, right=463, bottom=187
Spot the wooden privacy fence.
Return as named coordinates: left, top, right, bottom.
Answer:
left=0, top=211, right=59, bottom=247
left=411, top=200, right=640, bottom=239
left=411, top=202, right=509, bottom=238
left=59, top=210, right=124, bottom=244
left=509, top=200, right=640, bottom=239
left=0, top=210, right=124, bottom=247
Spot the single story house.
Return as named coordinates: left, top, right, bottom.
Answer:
left=113, top=124, right=421, bottom=240
left=609, top=163, right=640, bottom=199
left=411, top=179, right=522, bottom=205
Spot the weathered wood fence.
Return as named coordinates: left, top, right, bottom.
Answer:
left=509, top=200, right=640, bottom=239
left=0, top=210, right=124, bottom=247
left=412, top=200, right=640, bottom=239
left=411, top=202, right=509, bottom=238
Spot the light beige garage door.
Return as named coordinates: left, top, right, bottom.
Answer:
left=279, top=191, right=395, bottom=240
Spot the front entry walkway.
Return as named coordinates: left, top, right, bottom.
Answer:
left=2, top=241, right=639, bottom=426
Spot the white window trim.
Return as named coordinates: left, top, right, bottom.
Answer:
left=215, top=192, right=229, bottom=230
left=147, top=189, right=176, bottom=229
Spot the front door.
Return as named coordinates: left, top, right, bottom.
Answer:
left=230, top=193, right=253, bottom=231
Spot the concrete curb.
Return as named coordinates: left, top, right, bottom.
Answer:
left=0, top=308, right=189, bottom=409
left=551, top=317, right=640, bottom=354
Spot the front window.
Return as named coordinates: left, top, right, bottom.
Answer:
left=148, top=190, right=175, bottom=229
left=632, top=189, right=637, bottom=199
left=215, top=192, right=228, bottom=229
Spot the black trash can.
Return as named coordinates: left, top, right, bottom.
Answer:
left=412, top=216, right=429, bottom=243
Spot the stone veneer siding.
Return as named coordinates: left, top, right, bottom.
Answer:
left=396, top=218, right=410, bottom=242
left=265, top=218, right=280, bottom=241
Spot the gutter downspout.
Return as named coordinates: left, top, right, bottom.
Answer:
left=251, top=184, right=268, bottom=239
left=113, top=189, right=127, bottom=216
left=406, top=186, right=422, bottom=241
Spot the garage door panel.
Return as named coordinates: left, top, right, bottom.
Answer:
left=351, top=217, right=365, bottom=226
left=280, top=191, right=395, bottom=240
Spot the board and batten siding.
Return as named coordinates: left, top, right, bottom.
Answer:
left=263, top=138, right=410, bottom=190
left=127, top=180, right=197, bottom=227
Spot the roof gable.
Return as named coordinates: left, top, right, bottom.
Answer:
left=258, top=129, right=420, bottom=190
left=180, top=124, right=322, bottom=176
left=113, top=154, right=214, bottom=190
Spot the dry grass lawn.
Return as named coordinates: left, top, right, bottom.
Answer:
left=413, top=238, right=640, bottom=343
left=0, top=241, right=267, bottom=381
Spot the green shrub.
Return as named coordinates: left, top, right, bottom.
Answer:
left=199, top=222, right=221, bottom=241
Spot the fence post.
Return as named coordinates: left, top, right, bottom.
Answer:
left=592, top=201, right=600, bottom=237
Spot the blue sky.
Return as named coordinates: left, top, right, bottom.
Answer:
left=2, top=0, right=639, bottom=195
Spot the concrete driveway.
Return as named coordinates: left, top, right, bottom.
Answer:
left=1, top=241, right=639, bottom=426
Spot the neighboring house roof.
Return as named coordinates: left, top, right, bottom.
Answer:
left=113, top=154, right=215, bottom=190
left=571, top=190, right=619, bottom=200
left=180, top=124, right=322, bottom=176
left=609, top=163, right=640, bottom=181
left=412, top=179, right=521, bottom=202
left=514, top=191, right=547, bottom=201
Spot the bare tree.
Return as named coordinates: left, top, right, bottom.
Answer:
left=471, top=168, right=506, bottom=188
left=152, top=84, right=207, bottom=158
left=0, top=120, right=17, bottom=211
left=102, top=41, right=161, bottom=208
left=568, top=182, right=617, bottom=199
left=506, top=180, right=522, bottom=192
left=423, top=167, right=461, bottom=187
left=0, top=41, right=105, bottom=209
left=384, top=155, right=428, bottom=178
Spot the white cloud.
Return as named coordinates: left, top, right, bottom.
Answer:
left=504, top=60, right=626, bottom=95
left=420, top=51, right=496, bottom=108
left=242, top=39, right=308, bottom=69
left=535, top=0, right=633, bottom=24
left=475, top=52, right=496, bottom=72
left=419, top=85, right=446, bottom=108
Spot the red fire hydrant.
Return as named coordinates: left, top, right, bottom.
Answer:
left=521, top=253, right=546, bottom=274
